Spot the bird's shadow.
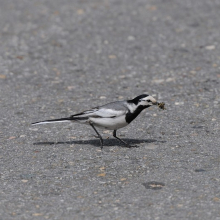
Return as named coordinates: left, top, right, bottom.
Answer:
left=33, top=138, right=165, bottom=148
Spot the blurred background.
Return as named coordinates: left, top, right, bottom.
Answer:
left=0, top=0, right=220, bottom=219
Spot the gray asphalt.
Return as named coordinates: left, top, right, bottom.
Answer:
left=0, top=0, right=220, bottom=219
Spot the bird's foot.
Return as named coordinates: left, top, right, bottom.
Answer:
left=124, top=144, right=139, bottom=148
left=132, top=145, right=139, bottom=148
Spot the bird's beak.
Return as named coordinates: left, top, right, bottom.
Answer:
left=153, top=101, right=158, bottom=105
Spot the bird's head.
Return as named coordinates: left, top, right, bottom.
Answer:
left=131, top=94, right=158, bottom=107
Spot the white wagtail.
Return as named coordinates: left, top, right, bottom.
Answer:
left=32, top=94, right=164, bottom=149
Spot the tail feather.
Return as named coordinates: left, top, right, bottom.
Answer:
left=32, top=117, right=71, bottom=125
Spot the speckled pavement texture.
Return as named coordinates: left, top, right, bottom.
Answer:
left=0, top=0, right=220, bottom=219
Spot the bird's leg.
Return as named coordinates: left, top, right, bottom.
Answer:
left=113, top=130, right=131, bottom=148
left=89, top=123, right=103, bottom=149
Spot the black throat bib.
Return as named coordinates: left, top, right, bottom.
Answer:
left=125, top=105, right=151, bottom=124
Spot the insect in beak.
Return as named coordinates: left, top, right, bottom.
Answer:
left=157, top=102, right=166, bottom=110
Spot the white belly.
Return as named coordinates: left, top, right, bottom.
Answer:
left=89, top=115, right=128, bottom=130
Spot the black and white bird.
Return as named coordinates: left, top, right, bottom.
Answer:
left=32, top=94, right=158, bottom=149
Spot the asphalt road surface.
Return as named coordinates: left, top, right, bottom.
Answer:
left=0, top=0, right=220, bottom=219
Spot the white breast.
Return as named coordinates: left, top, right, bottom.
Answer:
left=89, top=115, right=128, bottom=130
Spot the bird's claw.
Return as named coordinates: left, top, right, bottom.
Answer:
left=125, top=144, right=139, bottom=148
left=132, top=145, right=139, bottom=148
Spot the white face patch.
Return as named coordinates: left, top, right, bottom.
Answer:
left=127, top=103, right=137, bottom=113
left=139, top=96, right=157, bottom=106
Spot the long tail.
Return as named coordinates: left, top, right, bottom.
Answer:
left=32, top=117, right=72, bottom=125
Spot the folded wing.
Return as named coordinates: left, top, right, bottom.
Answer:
left=70, top=101, right=128, bottom=119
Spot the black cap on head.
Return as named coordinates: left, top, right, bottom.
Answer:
left=130, top=94, right=149, bottom=105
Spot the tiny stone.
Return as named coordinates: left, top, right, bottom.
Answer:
left=166, top=77, right=175, bottom=82
left=195, top=169, right=206, bottom=172
left=213, top=197, right=220, bottom=202
left=108, top=55, right=117, bottom=59
left=152, top=79, right=164, bottom=84
left=175, top=102, right=184, bottom=105
left=0, top=74, right=6, bottom=79
left=127, top=36, right=135, bottom=41
left=97, top=173, right=106, bottom=177
left=100, top=96, right=106, bottom=99
left=143, top=181, right=165, bottom=190
left=67, top=86, right=75, bottom=91
left=190, top=71, right=196, bottom=74
left=32, top=213, right=43, bottom=217
left=77, top=9, right=84, bottom=15
left=205, top=45, right=215, bottom=50
left=103, top=130, right=111, bottom=134
left=29, top=128, right=38, bottom=131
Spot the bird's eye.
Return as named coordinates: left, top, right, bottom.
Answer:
left=147, top=100, right=151, bottom=102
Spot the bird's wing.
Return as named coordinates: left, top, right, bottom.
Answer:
left=71, top=101, right=128, bottom=119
